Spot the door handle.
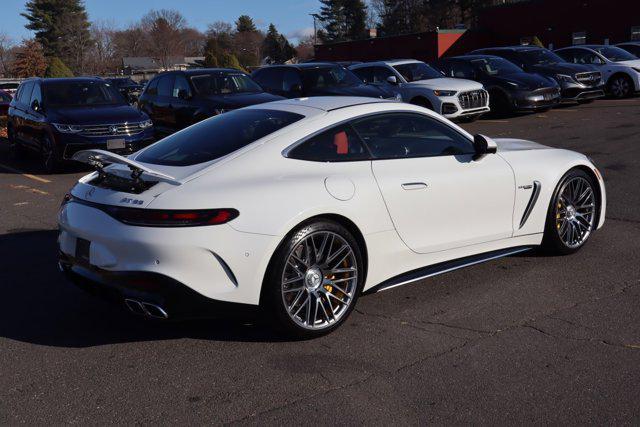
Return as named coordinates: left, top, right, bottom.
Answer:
left=401, top=182, right=428, bottom=190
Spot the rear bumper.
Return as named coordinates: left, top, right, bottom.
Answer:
left=59, top=252, right=257, bottom=320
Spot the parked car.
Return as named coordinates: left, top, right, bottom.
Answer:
left=616, top=42, right=640, bottom=57
left=61, top=96, right=606, bottom=337
left=349, top=60, right=490, bottom=121
left=105, top=77, right=144, bottom=104
left=138, top=68, right=283, bottom=137
left=555, top=45, right=640, bottom=98
left=435, top=55, right=561, bottom=114
left=7, top=77, right=154, bottom=172
left=0, top=89, right=12, bottom=116
left=0, top=80, right=21, bottom=97
left=251, top=63, right=401, bottom=100
left=472, top=46, right=605, bottom=103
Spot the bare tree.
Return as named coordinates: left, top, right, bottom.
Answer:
left=141, top=9, right=186, bottom=69
left=0, top=32, right=16, bottom=77
left=87, top=20, right=118, bottom=75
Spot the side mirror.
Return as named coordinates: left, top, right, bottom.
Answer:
left=473, top=134, right=497, bottom=160
left=290, top=83, right=303, bottom=95
left=178, top=89, right=191, bottom=100
left=386, top=75, right=398, bottom=85
left=31, top=99, right=41, bottom=112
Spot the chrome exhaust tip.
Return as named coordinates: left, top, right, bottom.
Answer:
left=124, top=298, right=168, bottom=319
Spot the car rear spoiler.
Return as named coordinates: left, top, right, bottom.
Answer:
left=72, top=149, right=181, bottom=186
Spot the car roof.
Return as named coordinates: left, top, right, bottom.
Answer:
left=443, top=54, right=504, bottom=61
left=476, top=45, right=545, bottom=52
left=350, top=59, right=423, bottom=68
left=248, top=96, right=394, bottom=113
left=35, top=77, right=107, bottom=84
left=179, top=68, right=248, bottom=75
left=617, top=42, right=640, bottom=46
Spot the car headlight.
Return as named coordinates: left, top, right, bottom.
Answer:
left=433, top=90, right=457, bottom=97
left=138, top=119, right=153, bottom=129
left=555, top=74, right=574, bottom=83
left=52, top=123, right=83, bottom=133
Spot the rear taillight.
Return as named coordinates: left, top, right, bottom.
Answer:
left=66, top=196, right=238, bottom=227
left=104, top=206, right=239, bottom=227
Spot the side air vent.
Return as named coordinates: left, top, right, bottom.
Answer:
left=519, top=180, right=542, bottom=229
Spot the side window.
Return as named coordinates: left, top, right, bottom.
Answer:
left=282, top=69, right=302, bottom=93
left=351, top=113, right=475, bottom=159
left=574, top=50, right=603, bottom=65
left=351, top=67, right=371, bottom=83
left=172, top=74, right=191, bottom=98
left=17, top=81, right=34, bottom=105
left=253, top=68, right=282, bottom=91
left=146, top=78, right=159, bottom=95
left=288, top=124, right=370, bottom=162
left=451, top=61, right=475, bottom=79
left=370, top=66, right=395, bottom=83
left=157, top=75, right=174, bottom=97
left=30, top=83, right=42, bottom=108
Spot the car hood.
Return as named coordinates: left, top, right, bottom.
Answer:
left=308, top=84, right=393, bottom=98
left=529, top=62, right=596, bottom=76
left=617, top=59, right=640, bottom=68
left=406, top=77, right=484, bottom=91
left=498, top=72, right=558, bottom=90
left=494, top=138, right=549, bottom=151
left=48, top=105, right=148, bottom=125
left=200, top=91, right=284, bottom=108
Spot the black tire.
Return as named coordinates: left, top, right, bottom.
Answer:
left=263, top=220, right=364, bottom=339
left=489, top=90, right=512, bottom=115
left=607, top=74, right=633, bottom=99
left=541, top=168, right=599, bottom=255
left=41, top=134, right=62, bottom=174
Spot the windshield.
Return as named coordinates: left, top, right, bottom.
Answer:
left=393, top=62, right=442, bottom=82
left=43, top=81, right=126, bottom=107
left=302, top=66, right=362, bottom=89
left=136, top=109, right=304, bottom=166
left=471, top=57, right=523, bottom=76
left=522, top=49, right=566, bottom=65
left=190, top=73, right=263, bottom=96
left=591, top=46, right=637, bottom=61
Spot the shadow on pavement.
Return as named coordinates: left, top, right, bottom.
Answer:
left=0, top=229, right=287, bottom=348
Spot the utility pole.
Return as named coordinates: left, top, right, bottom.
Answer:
left=310, top=13, right=320, bottom=45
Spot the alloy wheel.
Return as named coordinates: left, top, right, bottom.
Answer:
left=280, top=231, right=358, bottom=330
left=555, top=176, right=596, bottom=249
left=611, top=77, right=630, bottom=98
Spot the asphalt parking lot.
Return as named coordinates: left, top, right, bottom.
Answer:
left=1, top=99, right=639, bottom=424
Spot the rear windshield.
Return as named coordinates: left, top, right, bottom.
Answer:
left=136, top=109, right=304, bottom=166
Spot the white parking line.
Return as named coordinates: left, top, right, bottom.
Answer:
left=0, top=163, right=51, bottom=183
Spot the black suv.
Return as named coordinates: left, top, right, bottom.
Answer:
left=105, top=77, right=144, bottom=104
left=138, top=68, right=283, bottom=137
left=251, top=63, right=401, bottom=100
left=472, top=46, right=605, bottom=102
left=435, top=55, right=561, bottom=114
left=7, top=77, right=154, bottom=172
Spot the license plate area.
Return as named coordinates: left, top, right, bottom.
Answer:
left=75, top=238, right=91, bottom=263
left=107, top=138, right=126, bottom=149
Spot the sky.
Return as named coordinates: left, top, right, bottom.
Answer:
left=0, top=0, right=318, bottom=43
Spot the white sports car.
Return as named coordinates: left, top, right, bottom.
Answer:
left=58, top=97, right=606, bottom=338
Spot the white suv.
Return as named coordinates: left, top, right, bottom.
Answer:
left=350, top=60, right=490, bottom=121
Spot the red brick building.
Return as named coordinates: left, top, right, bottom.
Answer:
left=314, top=0, right=640, bottom=63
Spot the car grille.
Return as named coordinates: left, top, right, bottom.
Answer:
left=575, top=71, right=601, bottom=86
left=458, top=89, right=489, bottom=110
left=78, top=123, right=145, bottom=137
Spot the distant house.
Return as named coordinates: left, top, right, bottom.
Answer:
left=121, top=56, right=205, bottom=81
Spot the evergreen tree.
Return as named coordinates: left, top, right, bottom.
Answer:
left=235, top=15, right=257, bottom=33
left=22, top=0, right=91, bottom=71
left=318, top=0, right=346, bottom=42
left=45, top=56, right=73, bottom=77
left=343, top=0, right=368, bottom=40
left=261, top=24, right=296, bottom=64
